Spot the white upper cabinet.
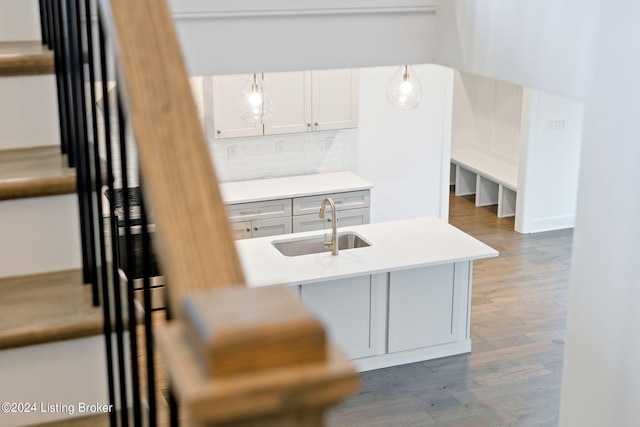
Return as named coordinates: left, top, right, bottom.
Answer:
left=264, top=71, right=312, bottom=135
left=206, top=70, right=358, bottom=139
left=206, top=74, right=263, bottom=139
left=312, top=69, right=359, bottom=131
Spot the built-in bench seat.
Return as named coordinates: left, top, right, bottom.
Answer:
left=450, top=149, right=518, bottom=218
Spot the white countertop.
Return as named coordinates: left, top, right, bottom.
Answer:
left=220, top=171, right=373, bottom=204
left=236, top=217, right=498, bottom=287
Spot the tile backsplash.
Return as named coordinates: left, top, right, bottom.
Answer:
left=208, top=129, right=356, bottom=182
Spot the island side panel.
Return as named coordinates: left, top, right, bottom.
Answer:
left=300, top=274, right=386, bottom=360
left=387, top=264, right=459, bottom=353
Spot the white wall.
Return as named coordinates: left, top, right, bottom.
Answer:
left=434, top=0, right=598, bottom=101
left=0, top=76, right=60, bottom=150
left=0, top=195, right=82, bottom=278
left=354, top=65, right=453, bottom=222
left=0, top=0, right=41, bottom=41
left=452, top=71, right=522, bottom=166
left=0, top=337, right=111, bottom=427
left=559, top=2, right=640, bottom=425
left=516, top=89, right=583, bottom=233
left=171, top=1, right=437, bottom=76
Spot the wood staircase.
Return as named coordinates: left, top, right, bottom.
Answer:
left=0, top=30, right=108, bottom=427
left=1, top=0, right=359, bottom=425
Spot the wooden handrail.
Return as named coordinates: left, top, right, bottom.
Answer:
left=98, top=0, right=358, bottom=424
left=100, top=0, right=245, bottom=316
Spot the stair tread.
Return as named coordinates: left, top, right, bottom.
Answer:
left=0, top=146, right=76, bottom=201
left=32, top=413, right=112, bottom=427
left=0, top=269, right=103, bottom=350
left=0, top=41, right=54, bottom=76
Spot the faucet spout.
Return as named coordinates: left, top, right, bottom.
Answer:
left=319, top=197, right=338, bottom=255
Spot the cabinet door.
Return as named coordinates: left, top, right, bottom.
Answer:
left=251, top=217, right=292, bottom=238
left=388, top=264, right=468, bottom=353
left=312, top=69, right=358, bottom=131
left=292, top=213, right=328, bottom=233
left=301, top=275, right=385, bottom=360
left=263, top=71, right=312, bottom=135
left=211, top=74, right=263, bottom=139
left=230, top=220, right=252, bottom=240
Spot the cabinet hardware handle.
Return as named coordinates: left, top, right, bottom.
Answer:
left=245, top=227, right=250, bottom=232
left=240, top=209, right=262, bottom=215
left=315, top=122, right=319, bottom=127
left=306, top=123, right=311, bottom=127
left=254, top=227, right=258, bottom=231
left=216, top=129, right=221, bottom=135
left=327, top=218, right=331, bottom=222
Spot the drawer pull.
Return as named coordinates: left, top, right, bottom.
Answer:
left=254, top=227, right=259, bottom=231
left=245, top=227, right=251, bottom=232
left=240, top=209, right=262, bottom=215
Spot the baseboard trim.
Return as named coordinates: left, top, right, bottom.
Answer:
left=527, top=215, right=575, bottom=233
left=352, top=339, right=471, bottom=372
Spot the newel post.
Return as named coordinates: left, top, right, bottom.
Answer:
left=156, top=286, right=359, bottom=426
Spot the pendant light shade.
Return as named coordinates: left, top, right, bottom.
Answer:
left=387, top=65, right=422, bottom=110
left=237, top=73, right=273, bottom=124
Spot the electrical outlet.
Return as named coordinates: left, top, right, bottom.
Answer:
left=548, top=118, right=567, bottom=130
left=227, top=145, right=237, bottom=158
left=325, top=137, right=333, bottom=150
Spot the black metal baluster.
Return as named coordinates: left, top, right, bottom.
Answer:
left=65, top=0, right=95, bottom=288
left=140, top=182, right=157, bottom=426
left=45, top=0, right=55, bottom=49
left=99, top=18, right=129, bottom=426
left=77, top=0, right=100, bottom=307
left=117, top=94, right=143, bottom=426
left=168, top=387, right=179, bottom=427
left=93, top=6, right=117, bottom=427
left=165, top=300, right=177, bottom=426
left=98, top=14, right=122, bottom=427
left=51, top=0, right=71, bottom=159
left=38, top=0, right=49, bottom=46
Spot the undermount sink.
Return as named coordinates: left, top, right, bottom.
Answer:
left=273, top=232, right=371, bottom=257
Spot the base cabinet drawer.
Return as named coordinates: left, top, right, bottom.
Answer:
left=292, top=207, right=370, bottom=233
left=293, top=190, right=370, bottom=215
left=227, top=199, right=292, bottom=222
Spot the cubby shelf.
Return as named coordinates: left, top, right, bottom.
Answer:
left=451, top=149, right=518, bottom=219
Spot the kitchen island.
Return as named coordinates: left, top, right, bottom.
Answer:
left=236, top=216, right=498, bottom=372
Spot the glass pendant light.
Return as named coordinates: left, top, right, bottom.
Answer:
left=237, top=73, right=273, bottom=124
left=387, top=65, right=423, bottom=110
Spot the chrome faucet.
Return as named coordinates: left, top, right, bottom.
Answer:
left=319, top=197, right=338, bottom=255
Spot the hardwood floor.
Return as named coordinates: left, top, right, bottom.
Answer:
left=327, top=191, right=572, bottom=426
